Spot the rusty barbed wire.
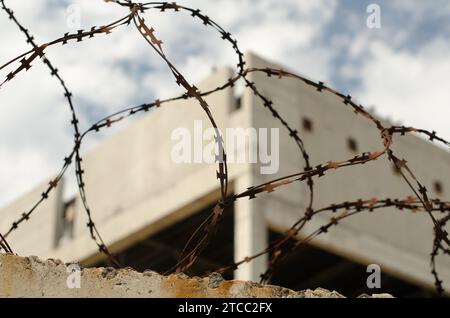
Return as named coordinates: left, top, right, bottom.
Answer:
left=0, top=0, right=449, bottom=295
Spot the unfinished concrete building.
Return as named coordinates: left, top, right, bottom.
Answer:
left=1, top=53, right=449, bottom=297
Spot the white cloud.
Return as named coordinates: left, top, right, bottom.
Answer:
left=353, top=38, right=450, bottom=141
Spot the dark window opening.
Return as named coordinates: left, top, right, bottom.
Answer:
left=231, top=96, right=242, bottom=112
left=434, top=181, right=443, bottom=195
left=268, top=229, right=436, bottom=297
left=56, top=198, right=76, bottom=247
left=347, top=137, right=358, bottom=152
left=302, top=117, right=313, bottom=132
left=95, top=198, right=235, bottom=280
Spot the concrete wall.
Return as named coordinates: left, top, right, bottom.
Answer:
left=0, top=253, right=393, bottom=298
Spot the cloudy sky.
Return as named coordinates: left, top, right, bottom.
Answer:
left=0, top=0, right=449, bottom=207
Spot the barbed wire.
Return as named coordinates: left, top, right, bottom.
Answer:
left=0, top=0, right=449, bottom=295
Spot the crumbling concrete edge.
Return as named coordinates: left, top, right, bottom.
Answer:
left=0, top=253, right=393, bottom=298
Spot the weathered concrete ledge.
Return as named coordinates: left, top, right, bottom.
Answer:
left=0, top=254, right=392, bottom=298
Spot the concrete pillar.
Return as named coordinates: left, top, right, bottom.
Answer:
left=234, top=173, right=268, bottom=282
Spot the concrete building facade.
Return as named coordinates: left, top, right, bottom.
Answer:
left=1, top=53, right=449, bottom=295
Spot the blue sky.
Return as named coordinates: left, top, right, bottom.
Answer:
left=0, top=0, right=449, bottom=207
